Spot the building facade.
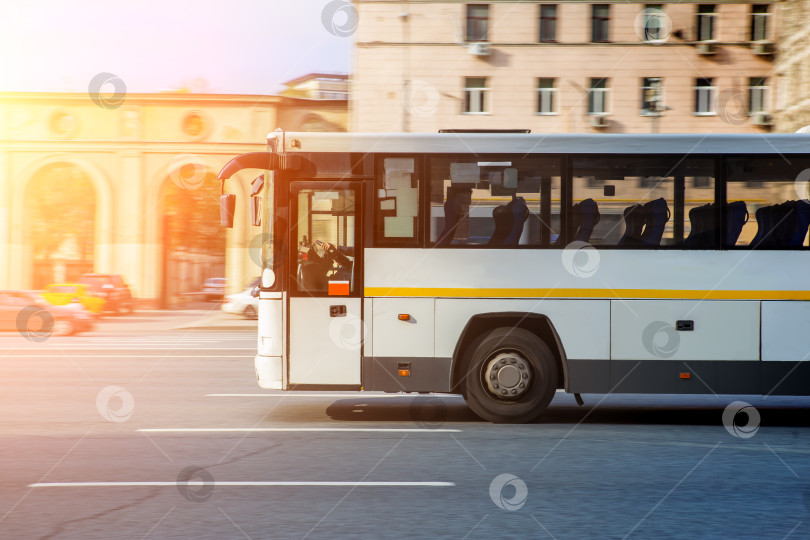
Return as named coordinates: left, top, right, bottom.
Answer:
left=352, top=0, right=779, bottom=133
left=774, top=0, right=810, bottom=132
left=0, top=91, right=346, bottom=306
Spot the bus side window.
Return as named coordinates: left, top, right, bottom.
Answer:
left=573, top=156, right=715, bottom=248
left=374, top=157, right=419, bottom=244
left=727, top=157, right=810, bottom=248
left=429, top=157, right=561, bottom=247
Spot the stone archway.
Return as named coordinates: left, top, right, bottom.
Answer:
left=158, top=165, right=226, bottom=307
left=24, top=162, right=96, bottom=288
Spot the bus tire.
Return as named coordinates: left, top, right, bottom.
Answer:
left=463, top=327, right=557, bottom=423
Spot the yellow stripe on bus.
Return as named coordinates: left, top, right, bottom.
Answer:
left=363, top=287, right=810, bottom=300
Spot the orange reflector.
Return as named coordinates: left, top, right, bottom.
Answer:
left=680, top=373, right=691, bottom=379
left=327, top=281, right=350, bottom=296
left=398, top=369, right=410, bottom=377
left=398, top=314, right=411, bottom=321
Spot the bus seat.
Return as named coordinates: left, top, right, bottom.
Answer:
left=640, top=198, right=670, bottom=246
left=575, top=198, right=600, bottom=242
left=436, top=195, right=460, bottom=246
left=725, top=201, right=749, bottom=246
left=683, top=203, right=715, bottom=248
left=788, top=200, right=810, bottom=246
left=751, top=204, right=781, bottom=247
left=504, top=197, right=529, bottom=245
left=488, top=202, right=512, bottom=245
left=618, top=204, right=645, bottom=247
left=774, top=202, right=797, bottom=247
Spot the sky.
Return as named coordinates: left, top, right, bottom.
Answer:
left=0, top=0, right=353, bottom=95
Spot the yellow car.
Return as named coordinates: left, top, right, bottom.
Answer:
left=41, top=283, right=105, bottom=315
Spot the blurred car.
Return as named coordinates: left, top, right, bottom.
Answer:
left=41, top=283, right=105, bottom=315
left=0, top=290, right=94, bottom=336
left=221, top=286, right=258, bottom=319
left=202, top=277, right=226, bottom=301
left=78, top=274, right=135, bottom=314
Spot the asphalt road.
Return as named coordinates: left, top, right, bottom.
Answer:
left=1, top=329, right=809, bottom=539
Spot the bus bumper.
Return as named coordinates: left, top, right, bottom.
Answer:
left=255, top=355, right=283, bottom=389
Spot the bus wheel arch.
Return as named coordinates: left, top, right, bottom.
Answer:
left=451, top=313, right=568, bottom=396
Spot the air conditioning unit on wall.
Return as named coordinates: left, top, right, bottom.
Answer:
left=751, top=112, right=773, bottom=126
left=468, top=42, right=491, bottom=56
left=589, top=115, right=611, bottom=128
left=752, top=41, right=775, bottom=56
left=697, top=41, right=717, bottom=55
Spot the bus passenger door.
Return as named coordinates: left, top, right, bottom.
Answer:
left=288, top=183, right=363, bottom=387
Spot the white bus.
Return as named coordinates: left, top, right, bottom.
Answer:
left=217, top=131, right=810, bottom=423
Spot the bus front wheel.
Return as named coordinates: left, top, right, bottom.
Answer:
left=463, top=327, right=557, bottom=423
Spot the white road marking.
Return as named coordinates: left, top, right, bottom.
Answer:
left=6, top=355, right=253, bottom=358
left=138, top=427, right=461, bottom=433
left=29, top=481, right=455, bottom=488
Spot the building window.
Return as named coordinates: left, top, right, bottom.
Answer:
left=588, top=78, right=609, bottom=114
left=751, top=5, right=770, bottom=41
left=749, top=77, right=768, bottom=114
left=592, top=5, right=610, bottom=42
left=641, top=77, right=663, bottom=115
left=464, top=77, right=489, bottom=113
left=540, top=5, right=557, bottom=42
left=695, top=78, right=715, bottom=115
left=466, top=4, right=489, bottom=41
left=642, top=5, right=665, bottom=42
left=697, top=5, right=716, bottom=41
left=537, top=78, right=557, bottom=114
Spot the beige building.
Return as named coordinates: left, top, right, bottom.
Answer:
left=774, top=0, right=810, bottom=132
left=352, top=0, right=779, bottom=133
left=0, top=90, right=346, bottom=306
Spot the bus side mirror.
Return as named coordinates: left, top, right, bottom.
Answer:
left=220, top=193, right=236, bottom=228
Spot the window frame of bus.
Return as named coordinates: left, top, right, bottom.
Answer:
left=428, top=154, right=564, bottom=248
left=373, top=155, right=423, bottom=247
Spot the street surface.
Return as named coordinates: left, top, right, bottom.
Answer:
left=1, top=320, right=809, bottom=539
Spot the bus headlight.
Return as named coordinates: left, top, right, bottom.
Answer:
left=262, top=268, right=276, bottom=288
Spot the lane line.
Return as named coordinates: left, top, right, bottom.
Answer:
left=3, top=355, right=254, bottom=358
left=206, top=393, right=465, bottom=398
left=138, top=428, right=461, bottom=433
left=29, top=481, right=455, bottom=488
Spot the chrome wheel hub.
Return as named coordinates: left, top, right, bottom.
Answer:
left=484, top=352, right=532, bottom=399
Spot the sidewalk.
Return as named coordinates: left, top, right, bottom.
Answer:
left=91, top=307, right=257, bottom=333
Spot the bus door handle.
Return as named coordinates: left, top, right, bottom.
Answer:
left=676, top=320, right=694, bottom=331
left=330, top=305, right=346, bottom=317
